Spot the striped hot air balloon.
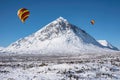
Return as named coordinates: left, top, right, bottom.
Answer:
left=17, top=8, right=30, bottom=23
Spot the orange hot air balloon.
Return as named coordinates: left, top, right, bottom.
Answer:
left=17, top=8, right=30, bottom=23
left=90, top=19, right=95, bottom=25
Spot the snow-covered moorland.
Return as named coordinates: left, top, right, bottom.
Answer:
left=0, top=52, right=120, bottom=80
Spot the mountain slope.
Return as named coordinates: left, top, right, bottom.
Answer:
left=97, top=40, right=119, bottom=51
left=6, top=17, right=115, bottom=54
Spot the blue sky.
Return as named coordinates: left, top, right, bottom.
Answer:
left=0, top=0, right=120, bottom=49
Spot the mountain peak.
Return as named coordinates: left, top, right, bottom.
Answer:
left=51, top=17, right=69, bottom=25
left=97, top=40, right=119, bottom=51
left=97, top=40, right=108, bottom=46
left=57, top=16, right=67, bottom=21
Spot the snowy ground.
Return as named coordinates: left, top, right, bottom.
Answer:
left=0, top=52, right=120, bottom=80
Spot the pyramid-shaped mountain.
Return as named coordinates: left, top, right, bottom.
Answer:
left=7, top=17, right=115, bottom=54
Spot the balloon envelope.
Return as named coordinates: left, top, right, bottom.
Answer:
left=90, top=20, right=95, bottom=25
left=17, top=8, right=30, bottom=23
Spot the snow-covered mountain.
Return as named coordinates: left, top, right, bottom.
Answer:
left=97, top=40, right=119, bottom=51
left=6, top=17, right=117, bottom=54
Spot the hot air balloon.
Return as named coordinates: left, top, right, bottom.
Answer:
left=17, top=8, right=30, bottom=23
left=90, top=19, right=95, bottom=25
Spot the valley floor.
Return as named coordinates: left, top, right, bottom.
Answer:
left=0, top=52, right=120, bottom=80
